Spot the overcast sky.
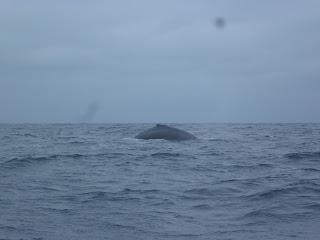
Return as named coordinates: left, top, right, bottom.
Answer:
left=0, top=0, right=319, bottom=123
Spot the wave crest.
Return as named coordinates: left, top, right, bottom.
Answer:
left=284, top=151, right=320, bottom=160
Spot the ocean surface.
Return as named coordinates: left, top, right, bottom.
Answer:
left=0, top=123, right=320, bottom=240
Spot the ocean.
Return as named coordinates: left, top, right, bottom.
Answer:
left=0, top=123, right=319, bottom=240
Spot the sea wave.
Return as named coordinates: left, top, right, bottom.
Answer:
left=183, top=187, right=241, bottom=198
left=245, top=184, right=320, bottom=201
left=1, top=152, right=130, bottom=168
left=284, top=151, right=320, bottom=160
left=191, top=204, right=213, bottom=210
left=241, top=208, right=312, bottom=221
left=150, top=152, right=182, bottom=157
left=77, top=188, right=165, bottom=203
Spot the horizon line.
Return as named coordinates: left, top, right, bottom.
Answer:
left=0, top=122, right=319, bottom=124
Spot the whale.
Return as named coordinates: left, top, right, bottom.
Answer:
left=135, top=124, right=196, bottom=141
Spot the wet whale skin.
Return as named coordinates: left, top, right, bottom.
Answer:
left=135, top=124, right=196, bottom=141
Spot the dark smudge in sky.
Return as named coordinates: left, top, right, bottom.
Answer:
left=213, top=17, right=226, bottom=29
left=80, top=102, right=100, bottom=123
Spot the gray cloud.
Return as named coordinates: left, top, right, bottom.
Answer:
left=0, top=0, right=320, bottom=122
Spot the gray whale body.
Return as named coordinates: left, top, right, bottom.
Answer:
left=135, top=124, right=196, bottom=141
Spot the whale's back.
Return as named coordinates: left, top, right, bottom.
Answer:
left=135, top=124, right=196, bottom=141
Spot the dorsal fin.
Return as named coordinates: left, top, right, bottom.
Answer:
left=156, top=124, right=167, bottom=127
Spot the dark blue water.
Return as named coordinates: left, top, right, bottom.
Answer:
left=1, top=124, right=320, bottom=240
